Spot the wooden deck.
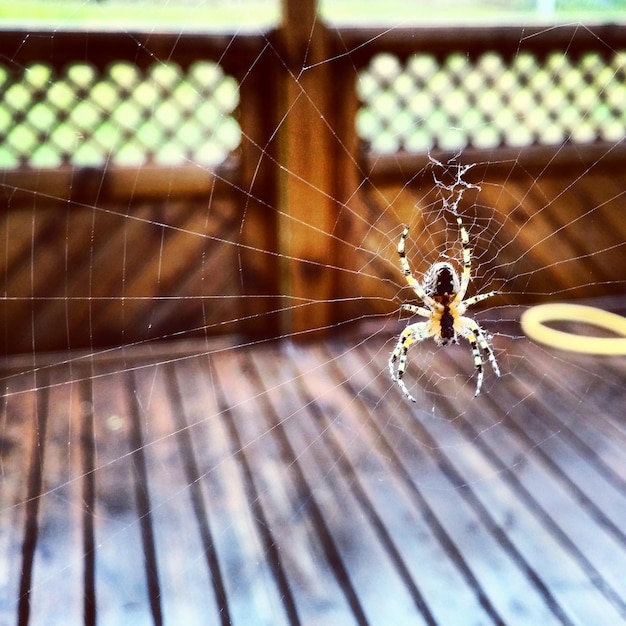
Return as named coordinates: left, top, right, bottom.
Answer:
left=2, top=309, right=626, bottom=625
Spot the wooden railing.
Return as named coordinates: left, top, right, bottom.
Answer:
left=1, top=6, right=625, bottom=353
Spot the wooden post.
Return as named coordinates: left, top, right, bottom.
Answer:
left=237, top=47, right=282, bottom=338
left=277, top=0, right=337, bottom=336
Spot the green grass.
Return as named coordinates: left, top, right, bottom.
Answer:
left=0, top=1, right=280, bottom=31
left=0, top=0, right=624, bottom=31
left=321, top=0, right=626, bottom=25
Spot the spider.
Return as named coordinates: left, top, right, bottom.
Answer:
left=389, top=215, right=500, bottom=401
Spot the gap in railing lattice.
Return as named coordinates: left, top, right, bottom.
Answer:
left=0, top=60, right=240, bottom=169
left=357, top=49, right=626, bottom=154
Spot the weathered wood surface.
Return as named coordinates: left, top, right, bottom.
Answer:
left=2, top=22, right=625, bottom=353
left=1, top=310, right=625, bottom=625
left=353, top=166, right=626, bottom=322
left=3, top=163, right=624, bottom=354
left=0, top=196, right=245, bottom=354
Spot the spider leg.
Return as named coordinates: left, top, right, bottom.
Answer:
left=389, top=321, right=433, bottom=402
left=462, top=290, right=498, bottom=308
left=398, top=226, right=439, bottom=309
left=401, top=304, right=431, bottom=317
left=455, top=216, right=472, bottom=303
left=457, top=316, right=500, bottom=397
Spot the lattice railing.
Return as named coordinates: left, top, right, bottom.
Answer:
left=0, top=60, right=240, bottom=169
left=356, top=49, right=626, bottom=154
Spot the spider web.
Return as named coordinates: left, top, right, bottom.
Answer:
left=1, top=2, right=626, bottom=624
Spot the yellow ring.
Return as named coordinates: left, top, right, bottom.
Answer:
left=520, top=303, right=626, bottom=355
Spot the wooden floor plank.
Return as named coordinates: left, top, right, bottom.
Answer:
left=203, top=351, right=362, bottom=626
left=175, top=353, right=294, bottom=626
left=524, top=377, right=626, bottom=492
left=1, top=325, right=625, bottom=625
left=285, top=341, right=499, bottom=626
left=353, top=342, right=575, bottom=625
left=322, top=342, right=572, bottom=624
left=0, top=372, right=39, bottom=626
left=529, top=351, right=626, bottom=484
left=90, top=368, right=155, bottom=626
left=164, top=358, right=235, bottom=625
left=503, top=362, right=626, bottom=544
left=420, top=347, right=626, bottom=624
left=28, top=369, right=85, bottom=626
left=245, top=345, right=433, bottom=626
left=428, top=344, right=626, bottom=619
left=131, top=363, right=221, bottom=624
left=388, top=332, right=626, bottom=623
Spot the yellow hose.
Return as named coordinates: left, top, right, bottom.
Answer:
left=520, top=303, right=626, bottom=355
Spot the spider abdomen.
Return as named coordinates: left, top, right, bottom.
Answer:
left=440, top=306, right=456, bottom=344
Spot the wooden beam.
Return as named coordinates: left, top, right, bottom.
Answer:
left=0, top=164, right=237, bottom=206
left=277, top=0, right=337, bottom=336
left=237, top=46, right=282, bottom=338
